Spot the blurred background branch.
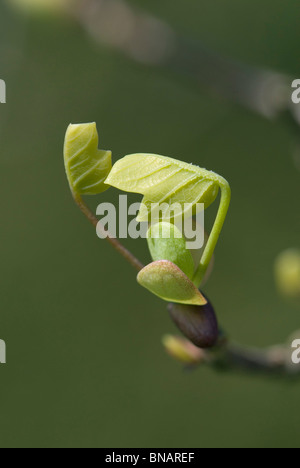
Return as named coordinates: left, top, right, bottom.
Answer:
left=7, top=0, right=300, bottom=133
left=70, top=0, right=300, bottom=127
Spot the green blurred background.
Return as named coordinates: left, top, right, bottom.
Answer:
left=1, top=0, right=300, bottom=448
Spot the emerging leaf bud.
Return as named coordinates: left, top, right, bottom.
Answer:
left=162, top=335, right=206, bottom=365
left=274, top=249, right=300, bottom=300
left=137, top=260, right=207, bottom=306
left=147, top=222, right=195, bottom=280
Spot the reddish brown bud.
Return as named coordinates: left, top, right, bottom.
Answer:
left=168, top=297, right=219, bottom=348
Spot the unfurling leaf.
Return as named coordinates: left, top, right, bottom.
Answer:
left=64, top=123, right=112, bottom=195
left=147, top=222, right=195, bottom=280
left=137, top=260, right=207, bottom=306
left=105, top=153, right=219, bottom=222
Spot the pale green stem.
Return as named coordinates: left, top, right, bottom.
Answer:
left=193, top=179, right=231, bottom=287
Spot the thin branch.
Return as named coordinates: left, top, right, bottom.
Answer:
left=72, top=192, right=144, bottom=272
left=215, top=343, right=287, bottom=375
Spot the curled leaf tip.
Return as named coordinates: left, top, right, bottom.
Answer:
left=64, top=122, right=112, bottom=196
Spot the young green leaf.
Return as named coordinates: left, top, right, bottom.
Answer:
left=64, top=123, right=112, bottom=195
left=137, top=260, right=207, bottom=306
left=105, top=153, right=220, bottom=222
left=147, top=222, right=195, bottom=280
